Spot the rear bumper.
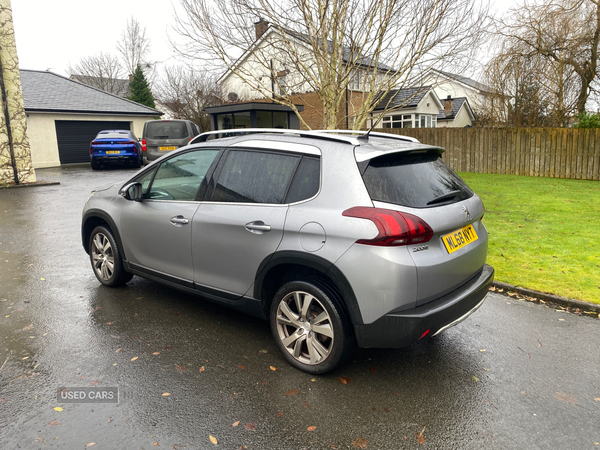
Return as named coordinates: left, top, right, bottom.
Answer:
left=92, top=155, right=139, bottom=164
left=354, top=264, right=494, bottom=348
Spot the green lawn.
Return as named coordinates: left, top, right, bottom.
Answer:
left=458, top=173, right=600, bottom=304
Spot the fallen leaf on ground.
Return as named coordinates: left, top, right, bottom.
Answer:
left=283, top=389, right=299, bottom=396
left=22, top=324, right=33, bottom=331
left=130, top=356, right=138, bottom=361
left=176, top=364, right=187, bottom=373
left=554, top=392, right=577, bottom=404
left=162, top=392, right=171, bottom=396
left=85, top=443, right=96, bottom=447
left=53, top=407, right=63, bottom=412
left=115, top=348, right=122, bottom=352
left=90, top=380, right=99, bottom=386
left=369, top=367, right=376, bottom=373
left=339, top=377, right=351, bottom=384
left=49, top=420, right=60, bottom=426
left=302, top=401, right=311, bottom=410
left=238, top=365, right=246, bottom=369
left=270, top=366, right=277, bottom=371
left=276, top=411, right=284, bottom=418
left=154, top=442, right=158, bottom=446
left=472, top=376, right=480, bottom=382
left=152, top=352, right=160, bottom=355
left=209, top=435, right=218, bottom=445
left=245, top=422, right=256, bottom=431
left=232, top=420, right=240, bottom=427
left=352, top=437, right=369, bottom=448
left=594, top=398, right=600, bottom=401
left=307, top=426, right=317, bottom=431
left=417, top=427, right=426, bottom=445
left=199, top=366, right=205, bottom=373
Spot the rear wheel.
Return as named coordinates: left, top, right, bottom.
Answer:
left=270, top=280, right=355, bottom=374
left=91, top=160, right=100, bottom=170
left=89, top=226, right=133, bottom=287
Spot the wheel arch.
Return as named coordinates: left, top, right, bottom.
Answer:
left=254, top=251, right=364, bottom=325
left=81, top=210, right=126, bottom=260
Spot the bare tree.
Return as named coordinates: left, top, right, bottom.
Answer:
left=155, top=66, right=222, bottom=131
left=116, top=17, right=152, bottom=78
left=172, top=0, right=490, bottom=129
left=67, top=53, right=127, bottom=96
left=493, top=0, right=600, bottom=115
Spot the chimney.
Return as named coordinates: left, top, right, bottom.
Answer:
left=255, top=18, right=269, bottom=40
left=444, top=95, right=453, bottom=115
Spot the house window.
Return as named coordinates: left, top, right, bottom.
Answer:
left=278, top=76, right=288, bottom=96
left=382, top=114, right=414, bottom=128
left=349, top=70, right=360, bottom=91
left=380, top=113, right=437, bottom=129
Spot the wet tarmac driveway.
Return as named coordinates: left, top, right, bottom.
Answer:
left=1, top=166, right=599, bottom=449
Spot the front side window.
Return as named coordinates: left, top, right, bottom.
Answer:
left=146, top=149, right=220, bottom=201
left=210, top=150, right=299, bottom=204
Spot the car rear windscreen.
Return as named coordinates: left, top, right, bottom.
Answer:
left=97, top=132, right=130, bottom=139
left=145, top=122, right=189, bottom=139
left=361, top=151, right=474, bottom=208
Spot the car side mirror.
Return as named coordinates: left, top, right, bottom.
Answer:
left=120, top=182, right=143, bottom=202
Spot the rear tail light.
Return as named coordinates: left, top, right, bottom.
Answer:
left=141, top=139, right=147, bottom=152
left=342, top=207, right=433, bottom=246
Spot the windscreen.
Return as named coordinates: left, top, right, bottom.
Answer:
left=96, top=132, right=130, bottom=139
left=145, top=122, right=189, bottom=139
left=361, top=151, right=473, bottom=208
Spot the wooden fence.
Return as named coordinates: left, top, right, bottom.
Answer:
left=377, top=127, right=600, bottom=181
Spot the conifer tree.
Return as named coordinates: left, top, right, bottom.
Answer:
left=128, top=64, right=155, bottom=108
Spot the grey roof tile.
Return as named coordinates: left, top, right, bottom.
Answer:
left=20, top=69, right=161, bottom=116
left=373, top=86, right=432, bottom=110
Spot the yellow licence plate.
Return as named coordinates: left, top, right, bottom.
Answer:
left=442, top=224, right=478, bottom=254
left=105, top=151, right=120, bottom=154
left=159, top=146, right=177, bottom=151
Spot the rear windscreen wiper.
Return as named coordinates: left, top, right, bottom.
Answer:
left=427, top=190, right=461, bottom=205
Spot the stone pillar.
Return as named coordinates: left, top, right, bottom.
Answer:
left=0, top=0, right=36, bottom=185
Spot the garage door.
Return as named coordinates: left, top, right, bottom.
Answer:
left=55, top=120, right=131, bottom=164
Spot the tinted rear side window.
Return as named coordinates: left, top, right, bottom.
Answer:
left=210, top=150, right=299, bottom=204
left=361, top=152, right=473, bottom=208
left=285, top=156, right=320, bottom=203
left=145, top=122, right=189, bottom=139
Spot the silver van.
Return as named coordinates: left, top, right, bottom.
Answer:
left=142, top=119, right=200, bottom=162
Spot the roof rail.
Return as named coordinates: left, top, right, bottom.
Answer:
left=190, top=128, right=361, bottom=146
left=313, top=129, right=420, bottom=143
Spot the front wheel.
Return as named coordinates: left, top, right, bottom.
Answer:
left=89, top=226, right=133, bottom=287
left=270, top=280, right=355, bottom=374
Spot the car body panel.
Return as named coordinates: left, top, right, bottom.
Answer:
left=191, top=202, right=288, bottom=296
left=120, top=199, right=200, bottom=282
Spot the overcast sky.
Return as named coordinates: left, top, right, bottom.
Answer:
left=11, top=0, right=181, bottom=76
left=11, top=0, right=516, bottom=78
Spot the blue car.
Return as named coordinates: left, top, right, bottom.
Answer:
left=90, top=130, right=143, bottom=170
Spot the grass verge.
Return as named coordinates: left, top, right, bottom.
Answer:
left=459, top=173, right=600, bottom=304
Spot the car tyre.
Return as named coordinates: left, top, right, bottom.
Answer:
left=270, top=279, right=355, bottom=374
left=91, top=160, right=100, bottom=171
left=89, top=226, right=133, bottom=287
left=133, top=157, right=142, bottom=169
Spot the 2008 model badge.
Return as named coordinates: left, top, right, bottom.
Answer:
left=413, top=245, right=429, bottom=252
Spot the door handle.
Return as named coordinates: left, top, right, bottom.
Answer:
left=245, top=221, right=271, bottom=234
left=170, top=215, right=189, bottom=226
